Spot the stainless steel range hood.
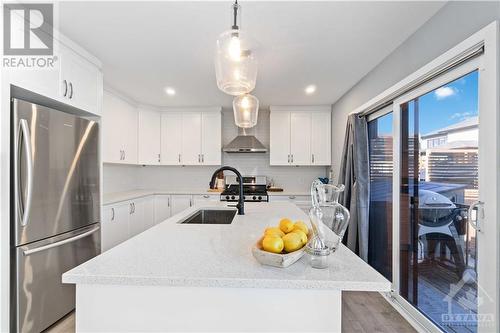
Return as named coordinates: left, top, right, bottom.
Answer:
left=223, top=128, right=267, bottom=153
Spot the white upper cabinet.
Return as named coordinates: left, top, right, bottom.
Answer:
left=201, top=112, right=222, bottom=165
left=160, top=113, right=183, bottom=165
left=102, top=91, right=138, bottom=164
left=59, top=44, right=102, bottom=114
left=161, top=108, right=221, bottom=166
left=269, top=111, right=291, bottom=166
left=311, top=111, right=332, bottom=165
left=181, top=113, right=202, bottom=165
left=270, top=106, right=331, bottom=166
left=290, top=112, right=312, bottom=165
left=138, top=108, right=161, bottom=165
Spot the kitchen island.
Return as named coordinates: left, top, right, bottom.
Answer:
left=63, top=202, right=390, bottom=332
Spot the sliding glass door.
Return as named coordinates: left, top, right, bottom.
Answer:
left=367, top=39, right=498, bottom=331
left=391, top=58, right=497, bottom=333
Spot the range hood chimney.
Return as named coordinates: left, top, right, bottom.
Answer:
left=223, top=127, right=267, bottom=153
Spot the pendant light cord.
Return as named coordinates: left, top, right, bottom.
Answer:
left=232, top=0, right=239, bottom=30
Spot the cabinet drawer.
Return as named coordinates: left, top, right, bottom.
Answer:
left=270, top=195, right=310, bottom=202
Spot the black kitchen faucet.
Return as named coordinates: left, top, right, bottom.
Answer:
left=209, top=166, right=244, bottom=215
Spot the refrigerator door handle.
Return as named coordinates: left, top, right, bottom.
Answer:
left=23, top=225, right=100, bottom=256
left=17, top=119, right=34, bottom=227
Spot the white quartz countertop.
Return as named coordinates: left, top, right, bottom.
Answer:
left=63, top=202, right=389, bottom=291
left=103, top=189, right=311, bottom=205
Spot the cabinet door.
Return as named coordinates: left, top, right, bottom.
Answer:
left=121, top=102, right=138, bottom=164
left=290, top=112, right=311, bottom=165
left=181, top=113, right=202, bottom=165
left=128, top=201, right=143, bottom=237
left=154, top=195, right=171, bottom=224
left=142, top=196, right=155, bottom=230
left=270, top=112, right=291, bottom=165
left=311, top=112, right=331, bottom=165
left=102, top=92, right=123, bottom=163
left=60, top=45, right=101, bottom=115
left=138, top=109, right=161, bottom=165
left=170, top=195, right=192, bottom=216
left=102, top=92, right=137, bottom=164
left=161, top=113, right=182, bottom=165
left=101, top=203, right=130, bottom=251
left=201, top=112, right=221, bottom=165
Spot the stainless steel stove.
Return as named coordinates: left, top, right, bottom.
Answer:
left=221, top=175, right=269, bottom=202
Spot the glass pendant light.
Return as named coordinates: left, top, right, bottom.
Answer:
left=233, top=94, right=259, bottom=128
left=215, top=1, right=258, bottom=96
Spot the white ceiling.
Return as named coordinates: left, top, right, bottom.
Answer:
left=59, top=1, right=445, bottom=108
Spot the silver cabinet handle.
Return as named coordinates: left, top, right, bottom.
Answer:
left=111, top=207, right=115, bottom=221
left=178, top=154, right=181, bottom=163
left=129, top=203, right=133, bottom=214
left=202, top=154, right=204, bottom=163
left=23, top=226, right=100, bottom=256
left=198, top=154, right=201, bottom=163
left=69, top=82, right=73, bottom=99
left=203, top=195, right=210, bottom=198
left=167, top=197, right=170, bottom=207
left=189, top=197, right=193, bottom=207
left=123, top=150, right=126, bottom=161
left=158, top=154, right=161, bottom=163
left=468, top=201, right=484, bottom=231
left=17, top=119, right=34, bottom=227
left=291, top=154, right=294, bottom=163
left=312, top=154, right=315, bottom=164
left=287, top=154, right=290, bottom=163
left=289, top=196, right=296, bottom=200
left=63, top=79, right=68, bottom=97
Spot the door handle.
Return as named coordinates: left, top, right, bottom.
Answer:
left=111, top=207, right=115, bottom=221
left=312, top=154, right=315, bottom=164
left=23, top=226, right=100, bottom=256
left=291, top=154, right=294, bottom=163
left=288, top=154, right=290, bottom=163
left=468, top=201, right=484, bottom=232
left=68, top=82, right=73, bottom=99
left=198, top=154, right=201, bottom=163
left=178, top=154, right=181, bottom=163
left=63, top=79, right=68, bottom=97
left=17, top=119, right=34, bottom=227
left=130, top=203, right=133, bottom=214
left=202, top=154, right=204, bottom=163
left=158, top=154, right=161, bottom=163
left=167, top=197, right=170, bottom=207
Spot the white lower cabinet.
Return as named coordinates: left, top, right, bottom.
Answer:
left=102, top=202, right=130, bottom=251
left=170, top=195, right=192, bottom=216
left=154, top=195, right=172, bottom=224
left=101, top=196, right=155, bottom=251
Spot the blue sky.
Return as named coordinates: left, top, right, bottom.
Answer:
left=376, top=70, right=478, bottom=135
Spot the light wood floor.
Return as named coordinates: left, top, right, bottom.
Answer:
left=45, top=291, right=416, bottom=333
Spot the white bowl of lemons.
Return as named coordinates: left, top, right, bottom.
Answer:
left=252, top=218, right=310, bottom=268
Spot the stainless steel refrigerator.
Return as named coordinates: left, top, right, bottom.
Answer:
left=11, top=98, right=101, bottom=333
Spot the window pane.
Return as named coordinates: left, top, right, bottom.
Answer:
left=368, top=112, right=393, bottom=281
left=399, top=70, right=478, bottom=333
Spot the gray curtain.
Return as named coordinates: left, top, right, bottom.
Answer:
left=338, top=114, right=370, bottom=261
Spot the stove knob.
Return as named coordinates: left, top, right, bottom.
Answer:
left=225, top=195, right=230, bottom=200
left=252, top=196, right=257, bottom=200
left=258, top=196, right=262, bottom=201
left=231, top=195, right=235, bottom=200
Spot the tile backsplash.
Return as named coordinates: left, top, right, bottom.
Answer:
left=103, top=108, right=329, bottom=193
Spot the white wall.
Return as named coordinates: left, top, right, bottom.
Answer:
left=103, top=108, right=328, bottom=193
left=331, top=1, right=500, bottom=179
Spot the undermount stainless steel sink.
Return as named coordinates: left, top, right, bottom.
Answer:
left=178, top=209, right=237, bottom=224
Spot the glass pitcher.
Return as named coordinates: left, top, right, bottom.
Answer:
left=310, top=179, right=351, bottom=252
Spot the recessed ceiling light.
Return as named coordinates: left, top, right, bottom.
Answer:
left=305, top=85, right=316, bottom=95
left=165, top=87, right=176, bottom=96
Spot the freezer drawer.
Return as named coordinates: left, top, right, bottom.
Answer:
left=13, top=224, right=100, bottom=333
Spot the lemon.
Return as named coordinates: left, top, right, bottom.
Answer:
left=291, top=229, right=308, bottom=245
left=282, top=233, right=303, bottom=253
left=279, top=218, right=295, bottom=234
left=294, top=221, right=309, bottom=235
left=264, top=227, right=285, bottom=238
left=262, top=236, right=284, bottom=254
